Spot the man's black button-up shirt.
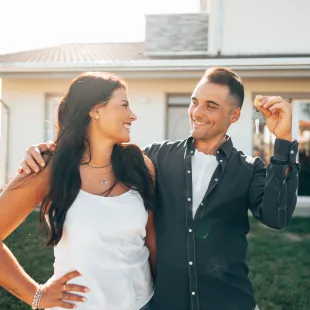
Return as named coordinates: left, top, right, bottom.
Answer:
left=144, top=136, right=300, bottom=310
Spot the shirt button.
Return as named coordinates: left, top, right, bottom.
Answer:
left=200, top=203, right=203, bottom=206
left=190, top=151, right=194, bottom=153
left=188, top=198, right=191, bottom=202
left=189, top=229, right=192, bottom=232
left=189, top=261, right=193, bottom=265
left=215, top=178, right=218, bottom=181
left=291, top=150, right=294, bottom=154
left=216, top=151, right=219, bottom=154
left=220, top=160, right=223, bottom=163
left=187, top=170, right=191, bottom=174
left=192, top=292, right=196, bottom=295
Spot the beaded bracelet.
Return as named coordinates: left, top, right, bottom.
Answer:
left=31, top=284, right=43, bottom=310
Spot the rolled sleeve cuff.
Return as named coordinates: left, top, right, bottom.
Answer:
left=272, top=139, right=299, bottom=164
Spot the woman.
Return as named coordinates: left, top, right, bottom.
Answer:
left=0, top=72, right=156, bottom=310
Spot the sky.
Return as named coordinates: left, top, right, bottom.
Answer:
left=0, top=0, right=200, bottom=55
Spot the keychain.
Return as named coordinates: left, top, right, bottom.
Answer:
left=252, top=95, right=264, bottom=134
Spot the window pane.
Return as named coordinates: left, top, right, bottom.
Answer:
left=168, top=95, right=190, bottom=106
left=167, top=95, right=191, bottom=140
left=298, top=102, right=310, bottom=196
left=167, top=106, right=190, bottom=140
left=45, top=95, right=62, bottom=141
left=253, top=118, right=275, bottom=166
left=252, top=99, right=310, bottom=197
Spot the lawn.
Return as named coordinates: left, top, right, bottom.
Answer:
left=0, top=212, right=309, bottom=310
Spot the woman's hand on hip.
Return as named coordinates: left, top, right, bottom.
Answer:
left=39, top=270, right=89, bottom=309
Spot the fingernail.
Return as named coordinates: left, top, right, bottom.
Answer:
left=41, top=163, right=45, bottom=167
left=35, top=169, right=39, bottom=173
left=84, top=288, right=90, bottom=292
left=82, top=297, right=87, bottom=302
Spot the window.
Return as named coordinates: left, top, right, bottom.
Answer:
left=45, top=94, right=62, bottom=141
left=166, top=95, right=191, bottom=141
left=292, top=100, right=310, bottom=197
left=0, top=100, right=9, bottom=188
left=252, top=95, right=310, bottom=197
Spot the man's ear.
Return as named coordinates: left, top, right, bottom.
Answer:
left=230, top=107, right=241, bottom=124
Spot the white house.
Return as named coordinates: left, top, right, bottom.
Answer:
left=0, top=0, right=310, bottom=214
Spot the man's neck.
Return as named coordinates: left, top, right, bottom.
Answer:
left=194, top=135, right=227, bottom=155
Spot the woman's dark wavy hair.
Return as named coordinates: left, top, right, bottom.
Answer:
left=40, top=72, right=155, bottom=247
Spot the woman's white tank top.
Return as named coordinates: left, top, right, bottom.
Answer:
left=46, top=189, right=153, bottom=310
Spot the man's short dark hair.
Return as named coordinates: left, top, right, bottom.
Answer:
left=202, top=67, right=244, bottom=109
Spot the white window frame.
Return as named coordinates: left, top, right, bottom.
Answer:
left=0, top=100, right=9, bottom=188
left=292, top=99, right=310, bottom=207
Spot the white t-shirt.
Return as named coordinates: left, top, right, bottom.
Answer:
left=191, top=150, right=218, bottom=218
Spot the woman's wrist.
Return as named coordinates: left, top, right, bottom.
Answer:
left=24, top=282, right=41, bottom=306
left=31, top=284, right=44, bottom=309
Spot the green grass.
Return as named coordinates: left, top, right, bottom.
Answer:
left=0, top=213, right=309, bottom=310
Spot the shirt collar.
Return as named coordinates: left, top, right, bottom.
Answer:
left=186, top=135, right=233, bottom=159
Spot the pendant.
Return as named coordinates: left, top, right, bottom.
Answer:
left=100, top=180, right=108, bottom=185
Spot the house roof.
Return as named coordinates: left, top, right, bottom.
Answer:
left=0, top=43, right=149, bottom=63
left=0, top=43, right=310, bottom=78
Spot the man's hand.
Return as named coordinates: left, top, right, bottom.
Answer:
left=256, top=96, right=292, bottom=142
left=19, top=141, right=55, bottom=174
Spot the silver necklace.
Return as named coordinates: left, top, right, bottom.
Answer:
left=86, top=162, right=111, bottom=169
left=98, top=170, right=111, bottom=185
left=84, top=162, right=111, bottom=184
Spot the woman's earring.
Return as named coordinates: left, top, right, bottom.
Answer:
left=95, top=115, right=99, bottom=120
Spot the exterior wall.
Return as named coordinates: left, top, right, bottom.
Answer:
left=2, top=79, right=70, bottom=178
left=2, top=76, right=310, bottom=214
left=208, top=0, right=310, bottom=55
left=3, top=77, right=310, bottom=175
left=2, top=78, right=197, bottom=176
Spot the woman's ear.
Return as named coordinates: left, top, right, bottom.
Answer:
left=89, top=109, right=99, bottom=120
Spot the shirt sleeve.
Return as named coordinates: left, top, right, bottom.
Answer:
left=248, top=139, right=301, bottom=229
left=142, top=142, right=159, bottom=163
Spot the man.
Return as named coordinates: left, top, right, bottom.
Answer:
left=20, top=67, right=300, bottom=310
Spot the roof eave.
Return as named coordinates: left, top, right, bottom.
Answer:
left=1, top=58, right=310, bottom=78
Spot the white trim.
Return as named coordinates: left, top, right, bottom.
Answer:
left=2, top=69, right=310, bottom=80
left=144, top=51, right=209, bottom=56
left=0, top=99, right=9, bottom=187
left=292, top=99, right=310, bottom=202
left=1, top=57, right=310, bottom=73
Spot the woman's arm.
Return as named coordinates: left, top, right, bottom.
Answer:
left=0, top=168, right=87, bottom=309
left=146, top=211, right=156, bottom=279
left=0, top=168, right=50, bottom=304
left=143, top=155, right=157, bottom=279
left=0, top=169, right=49, bottom=240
